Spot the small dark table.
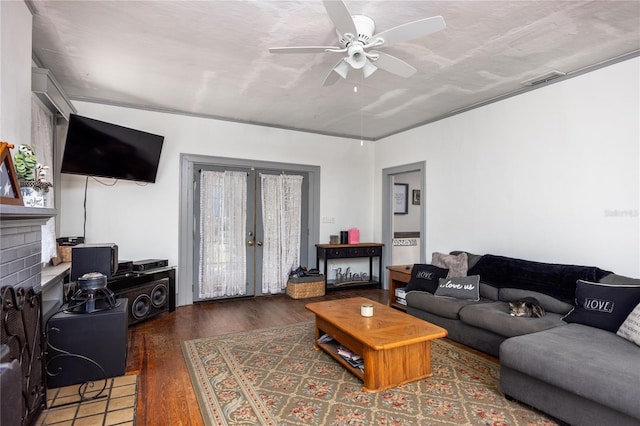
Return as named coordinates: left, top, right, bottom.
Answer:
left=316, top=243, right=384, bottom=290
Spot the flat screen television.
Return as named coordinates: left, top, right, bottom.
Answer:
left=61, top=114, right=164, bottom=183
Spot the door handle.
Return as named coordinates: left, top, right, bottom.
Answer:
left=256, top=241, right=263, bottom=247
left=247, top=240, right=254, bottom=246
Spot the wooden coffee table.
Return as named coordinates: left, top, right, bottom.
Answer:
left=305, top=297, right=447, bottom=392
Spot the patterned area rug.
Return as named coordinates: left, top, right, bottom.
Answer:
left=182, top=322, right=557, bottom=425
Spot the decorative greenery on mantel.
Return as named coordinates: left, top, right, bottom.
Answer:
left=18, top=179, right=52, bottom=193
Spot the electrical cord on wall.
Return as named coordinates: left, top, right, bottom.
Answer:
left=83, top=177, right=88, bottom=239
left=82, top=176, right=118, bottom=240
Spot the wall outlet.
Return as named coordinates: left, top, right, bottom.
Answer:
left=321, top=216, right=336, bottom=224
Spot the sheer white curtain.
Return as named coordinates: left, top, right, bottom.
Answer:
left=261, top=174, right=303, bottom=294
left=199, top=171, right=247, bottom=298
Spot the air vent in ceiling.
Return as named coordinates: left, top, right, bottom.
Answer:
left=521, top=70, right=567, bottom=87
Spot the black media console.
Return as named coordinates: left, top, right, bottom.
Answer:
left=107, top=267, right=175, bottom=326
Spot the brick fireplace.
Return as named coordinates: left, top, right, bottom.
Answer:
left=1, top=205, right=56, bottom=426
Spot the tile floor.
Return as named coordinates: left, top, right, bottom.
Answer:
left=35, top=374, right=137, bottom=426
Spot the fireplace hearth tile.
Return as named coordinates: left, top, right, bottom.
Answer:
left=37, top=374, right=138, bottom=425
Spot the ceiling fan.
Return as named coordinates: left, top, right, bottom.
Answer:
left=268, top=0, right=446, bottom=86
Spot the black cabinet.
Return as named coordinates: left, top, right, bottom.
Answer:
left=316, top=243, right=384, bottom=290
left=46, top=299, right=128, bottom=388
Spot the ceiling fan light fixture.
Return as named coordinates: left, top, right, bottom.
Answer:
left=345, top=44, right=367, bottom=69
left=333, top=60, right=350, bottom=79
left=346, top=55, right=366, bottom=69
left=362, top=60, right=378, bottom=78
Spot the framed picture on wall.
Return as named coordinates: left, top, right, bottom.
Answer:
left=394, top=183, right=408, bottom=214
left=0, top=142, right=23, bottom=206
left=412, top=189, right=421, bottom=205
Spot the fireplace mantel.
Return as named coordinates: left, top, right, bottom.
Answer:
left=0, top=205, right=56, bottom=221
left=1, top=205, right=65, bottom=320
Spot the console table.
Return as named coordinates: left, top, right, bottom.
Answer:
left=316, top=243, right=383, bottom=290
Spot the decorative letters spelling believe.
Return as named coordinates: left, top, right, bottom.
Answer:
left=335, top=267, right=368, bottom=282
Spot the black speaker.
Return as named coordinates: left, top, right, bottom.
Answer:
left=114, top=278, right=170, bottom=325
left=71, top=244, right=118, bottom=281
left=46, top=299, right=128, bottom=389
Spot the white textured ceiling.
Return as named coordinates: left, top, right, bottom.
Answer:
left=30, top=1, right=640, bottom=140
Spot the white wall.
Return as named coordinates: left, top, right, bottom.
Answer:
left=60, top=58, right=639, bottom=304
left=0, top=1, right=32, bottom=146
left=59, top=102, right=375, bottom=275
left=393, top=170, right=421, bottom=233
left=375, top=58, right=640, bottom=278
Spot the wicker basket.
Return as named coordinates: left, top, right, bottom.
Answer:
left=286, top=275, right=325, bottom=299
left=57, top=244, right=73, bottom=262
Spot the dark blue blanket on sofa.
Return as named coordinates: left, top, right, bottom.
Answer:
left=468, top=254, right=611, bottom=303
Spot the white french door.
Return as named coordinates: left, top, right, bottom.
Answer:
left=260, top=173, right=304, bottom=294
left=197, top=169, right=248, bottom=299
left=193, top=166, right=307, bottom=301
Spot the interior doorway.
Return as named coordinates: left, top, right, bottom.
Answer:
left=391, top=170, right=422, bottom=265
left=178, top=155, right=320, bottom=306
left=381, top=161, right=426, bottom=288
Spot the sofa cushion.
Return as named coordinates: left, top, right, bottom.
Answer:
left=459, top=301, right=567, bottom=338
left=432, top=252, right=468, bottom=278
left=405, top=264, right=449, bottom=294
left=467, top=254, right=611, bottom=303
left=405, top=291, right=481, bottom=320
left=434, top=275, right=480, bottom=301
left=500, top=323, right=640, bottom=420
left=617, top=303, right=640, bottom=346
left=562, top=280, right=640, bottom=332
left=480, top=283, right=499, bottom=300
left=499, top=288, right=573, bottom=315
left=450, top=250, right=483, bottom=270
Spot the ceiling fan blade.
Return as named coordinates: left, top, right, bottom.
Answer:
left=374, top=16, right=445, bottom=47
left=322, top=69, right=341, bottom=86
left=370, top=51, right=417, bottom=78
left=269, top=46, right=338, bottom=54
left=322, top=0, right=357, bottom=37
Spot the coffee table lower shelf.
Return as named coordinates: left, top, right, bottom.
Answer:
left=317, top=340, right=364, bottom=381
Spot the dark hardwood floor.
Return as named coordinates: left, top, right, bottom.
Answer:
left=126, top=288, right=388, bottom=425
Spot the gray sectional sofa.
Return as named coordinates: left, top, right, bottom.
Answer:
left=405, top=251, right=640, bottom=426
